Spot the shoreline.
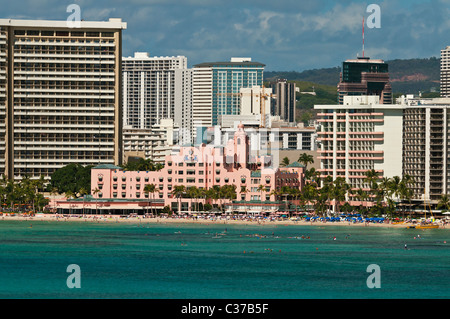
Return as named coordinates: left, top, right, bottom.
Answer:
left=1, top=213, right=448, bottom=229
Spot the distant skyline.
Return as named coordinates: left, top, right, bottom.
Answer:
left=2, top=0, right=449, bottom=71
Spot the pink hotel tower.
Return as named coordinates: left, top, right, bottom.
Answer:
left=56, top=124, right=305, bottom=214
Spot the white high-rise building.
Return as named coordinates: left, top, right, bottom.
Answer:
left=122, top=52, right=188, bottom=129
left=191, top=58, right=265, bottom=143
left=174, top=68, right=193, bottom=145
left=192, top=66, right=213, bottom=143
left=314, top=96, right=403, bottom=191
left=441, top=46, right=450, bottom=97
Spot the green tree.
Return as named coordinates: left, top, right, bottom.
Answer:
left=298, top=153, right=314, bottom=170
left=280, top=157, right=290, bottom=167
left=364, top=169, right=380, bottom=205
left=437, top=194, right=450, bottom=212
left=172, top=185, right=186, bottom=213
left=144, top=183, right=158, bottom=215
left=49, top=163, right=93, bottom=197
left=257, top=184, right=266, bottom=202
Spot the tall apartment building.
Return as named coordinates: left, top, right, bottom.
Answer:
left=401, top=96, right=450, bottom=201
left=337, top=57, right=392, bottom=104
left=0, top=18, right=126, bottom=180
left=314, top=96, right=403, bottom=190
left=174, top=68, right=193, bottom=144
left=122, top=52, right=188, bottom=130
left=440, top=46, right=450, bottom=97
left=316, top=94, right=450, bottom=203
left=192, top=57, right=265, bottom=142
left=270, top=79, right=296, bottom=123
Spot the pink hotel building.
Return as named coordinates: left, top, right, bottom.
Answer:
left=56, top=124, right=305, bottom=214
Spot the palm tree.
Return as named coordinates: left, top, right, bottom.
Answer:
left=304, top=167, right=320, bottom=183
left=437, top=194, right=450, bottom=212
left=91, top=187, right=100, bottom=215
left=280, top=157, right=290, bottom=167
left=301, top=182, right=318, bottom=214
left=290, top=187, right=302, bottom=215
left=257, top=184, right=266, bottom=202
left=78, top=187, right=88, bottom=216
left=65, top=190, right=76, bottom=215
left=355, top=188, right=369, bottom=217
left=399, top=175, right=414, bottom=216
left=208, top=185, right=221, bottom=209
left=186, top=186, right=200, bottom=213
left=279, top=186, right=292, bottom=215
left=222, top=185, right=236, bottom=213
left=172, top=185, right=186, bottom=214
left=269, top=188, right=279, bottom=201
left=364, top=169, right=379, bottom=206
left=197, top=188, right=206, bottom=212
left=50, top=187, right=59, bottom=213
left=144, top=183, right=158, bottom=216
left=298, top=153, right=314, bottom=170
left=332, top=177, right=350, bottom=214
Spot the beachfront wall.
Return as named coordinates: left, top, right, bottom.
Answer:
left=84, top=125, right=305, bottom=213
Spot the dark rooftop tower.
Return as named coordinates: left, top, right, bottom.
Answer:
left=337, top=57, right=392, bottom=104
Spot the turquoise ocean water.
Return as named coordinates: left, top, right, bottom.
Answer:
left=0, top=220, right=448, bottom=299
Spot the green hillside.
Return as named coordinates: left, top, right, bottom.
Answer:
left=265, top=57, right=440, bottom=95
left=292, top=81, right=338, bottom=125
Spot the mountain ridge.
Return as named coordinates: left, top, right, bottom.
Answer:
left=265, top=57, right=440, bottom=94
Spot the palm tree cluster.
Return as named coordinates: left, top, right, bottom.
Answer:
left=300, top=169, right=415, bottom=218
left=121, top=158, right=164, bottom=172
left=280, top=153, right=314, bottom=169
left=0, top=175, right=49, bottom=214
left=167, top=184, right=238, bottom=213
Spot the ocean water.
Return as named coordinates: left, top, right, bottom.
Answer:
left=0, top=220, right=448, bottom=299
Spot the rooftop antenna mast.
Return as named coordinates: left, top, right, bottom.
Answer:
left=362, top=16, right=365, bottom=57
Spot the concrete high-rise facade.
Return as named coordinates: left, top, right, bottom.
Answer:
left=0, top=18, right=126, bottom=180
left=314, top=96, right=403, bottom=191
left=316, top=94, right=450, bottom=204
left=122, top=52, right=188, bottom=130
left=270, top=79, right=296, bottom=123
left=401, top=96, right=450, bottom=201
left=192, top=58, right=265, bottom=142
left=440, top=46, right=450, bottom=97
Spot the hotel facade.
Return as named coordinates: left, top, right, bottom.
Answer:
left=314, top=96, right=403, bottom=191
left=0, top=18, right=126, bottom=180
left=56, top=125, right=305, bottom=214
left=315, top=95, right=450, bottom=203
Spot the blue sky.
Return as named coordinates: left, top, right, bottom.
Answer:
left=2, top=0, right=450, bottom=71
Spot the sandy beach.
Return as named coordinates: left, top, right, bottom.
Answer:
left=1, top=213, right=448, bottom=229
